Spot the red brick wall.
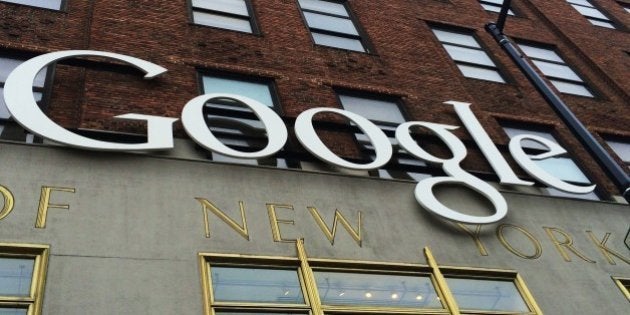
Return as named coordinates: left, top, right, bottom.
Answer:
left=1, top=0, right=628, bottom=197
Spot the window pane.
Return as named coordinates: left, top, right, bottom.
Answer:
left=518, top=45, right=563, bottom=62
left=0, top=309, right=27, bottom=315
left=484, top=0, right=507, bottom=4
left=480, top=2, right=515, bottom=15
left=193, top=11, right=253, bottom=33
left=503, top=127, right=557, bottom=150
left=314, top=271, right=443, bottom=308
left=549, top=80, right=593, bottom=97
left=570, top=4, right=608, bottom=19
left=432, top=29, right=480, bottom=48
left=567, top=0, right=592, bottom=6
left=0, top=0, right=62, bottom=10
left=304, top=12, right=359, bottom=35
left=298, top=0, right=348, bottom=16
left=0, top=57, right=22, bottom=82
left=0, top=87, right=10, bottom=119
left=446, top=278, right=529, bottom=312
left=192, top=0, right=249, bottom=16
left=588, top=19, right=615, bottom=28
left=211, top=267, right=305, bottom=304
left=531, top=60, right=581, bottom=81
left=312, top=32, right=365, bottom=52
left=606, top=140, right=630, bottom=162
left=535, top=157, right=591, bottom=183
left=457, top=64, right=505, bottom=83
left=0, top=257, right=34, bottom=296
left=202, top=76, right=274, bottom=108
left=339, top=95, right=405, bottom=124
left=443, top=45, right=495, bottom=67
left=546, top=187, right=600, bottom=200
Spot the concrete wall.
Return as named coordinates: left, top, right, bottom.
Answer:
left=0, top=142, right=627, bottom=314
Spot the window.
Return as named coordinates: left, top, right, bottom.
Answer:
left=0, top=54, right=50, bottom=143
left=613, top=277, right=630, bottom=301
left=0, top=0, right=62, bottom=10
left=199, top=73, right=290, bottom=167
left=200, top=243, right=542, bottom=315
left=431, top=27, right=506, bottom=83
left=190, top=0, right=257, bottom=33
left=620, top=2, right=630, bottom=13
left=337, top=93, right=429, bottom=181
left=0, top=243, right=49, bottom=315
left=297, top=0, right=369, bottom=52
left=605, top=138, right=630, bottom=170
left=502, top=125, right=599, bottom=200
left=517, top=43, right=594, bottom=97
left=566, top=0, right=616, bottom=28
left=478, top=0, right=514, bottom=15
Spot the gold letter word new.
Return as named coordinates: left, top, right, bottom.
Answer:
left=196, top=198, right=249, bottom=240
left=267, top=203, right=297, bottom=243
left=308, top=207, right=362, bottom=247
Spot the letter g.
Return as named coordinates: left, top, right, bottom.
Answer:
left=396, top=121, right=507, bottom=224
left=3, top=50, right=177, bottom=151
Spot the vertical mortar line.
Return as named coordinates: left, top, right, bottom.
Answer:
left=423, top=247, right=460, bottom=315
left=296, top=239, right=324, bottom=315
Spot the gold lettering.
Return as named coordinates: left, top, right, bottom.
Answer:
left=496, top=224, right=542, bottom=259
left=543, top=227, right=595, bottom=263
left=455, top=223, right=488, bottom=256
left=0, top=185, right=15, bottom=221
left=35, top=186, right=75, bottom=229
left=266, top=203, right=296, bottom=243
left=195, top=198, right=249, bottom=240
left=586, top=231, right=630, bottom=265
left=308, top=207, right=362, bottom=247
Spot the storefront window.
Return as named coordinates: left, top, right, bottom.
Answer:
left=0, top=244, right=49, bottom=315
left=446, top=277, right=529, bottom=312
left=200, top=243, right=542, bottom=315
left=211, top=266, right=305, bottom=304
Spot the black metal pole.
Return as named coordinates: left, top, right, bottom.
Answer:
left=485, top=1, right=630, bottom=203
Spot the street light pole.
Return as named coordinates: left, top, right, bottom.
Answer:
left=485, top=0, right=630, bottom=203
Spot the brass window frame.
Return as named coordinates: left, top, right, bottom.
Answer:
left=0, top=243, right=50, bottom=315
left=612, top=277, right=630, bottom=301
left=199, top=242, right=543, bottom=315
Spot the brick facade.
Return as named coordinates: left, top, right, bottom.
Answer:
left=1, top=0, right=628, bottom=199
